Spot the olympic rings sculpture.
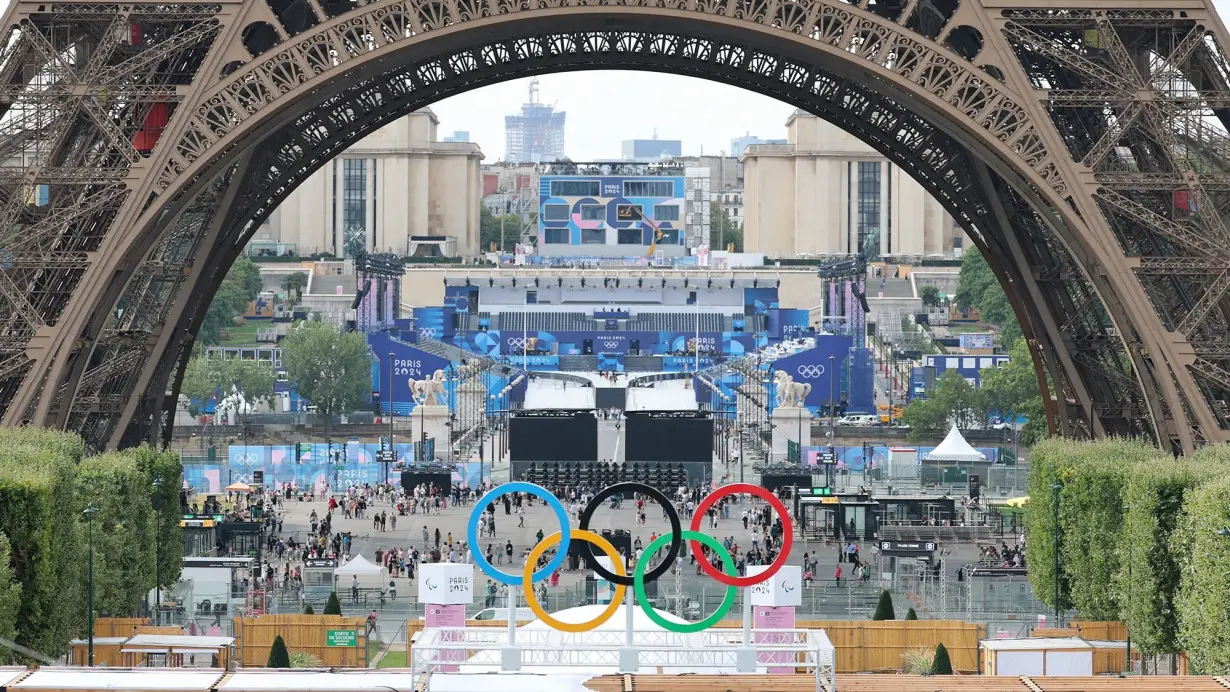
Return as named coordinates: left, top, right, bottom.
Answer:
left=467, top=481, right=793, bottom=633
left=796, top=364, right=826, bottom=378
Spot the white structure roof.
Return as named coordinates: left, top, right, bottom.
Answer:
left=220, top=671, right=415, bottom=691
left=980, top=637, right=1093, bottom=651
left=334, top=554, right=382, bottom=576
left=12, top=668, right=224, bottom=690
left=429, top=673, right=610, bottom=692
left=125, top=634, right=234, bottom=648
left=925, top=425, right=987, bottom=462
left=0, top=667, right=28, bottom=687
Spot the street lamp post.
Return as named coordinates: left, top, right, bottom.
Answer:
left=1124, top=503, right=1132, bottom=674
left=84, top=505, right=99, bottom=665
left=152, top=479, right=163, bottom=625
left=388, top=352, right=396, bottom=485
left=1051, top=481, right=1063, bottom=627
left=828, top=354, right=836, bottom=449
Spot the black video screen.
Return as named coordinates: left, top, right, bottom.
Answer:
left=510, top=413, right=598, bottom=461
left=625, top=413, right=713, bottom=463
left=595, top=388, right=626, bottom=409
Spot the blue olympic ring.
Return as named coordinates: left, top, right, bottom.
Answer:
left=468, top=481, right=571, bottom=585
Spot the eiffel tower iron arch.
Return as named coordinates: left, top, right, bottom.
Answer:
left=1, top=0, right=1228, bottom=453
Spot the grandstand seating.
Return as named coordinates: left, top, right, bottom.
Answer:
left=627, top=313, right=725, bottom=332
left=496, top=311, right=592, bottom=332
left=520, top=461, right=689, bottom=493
left=558, top=355, right=597, bottom=371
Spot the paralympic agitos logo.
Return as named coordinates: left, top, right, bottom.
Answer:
left=468, top=481, right=794, bottom=633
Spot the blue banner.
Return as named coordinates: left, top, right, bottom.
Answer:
left=368, top=332, right=452, bottom=414
left=187, top=454, right=489, bottom=495
left=770, top=336, right=852, bottom=409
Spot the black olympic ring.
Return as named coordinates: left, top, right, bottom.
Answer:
left=577, top=482, right=681, bottom=586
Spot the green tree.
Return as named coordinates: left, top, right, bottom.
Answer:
left=199, top=257, right=265, bottom=346
left=1176, top=474, right=1230, bottom=673
left=931, top=643, right=953, bottom=675
left=0, top=535, right=23, bottom=664
left=1025, top=438, right=1157, bottom=621
left=324, top=592, right=342, bottom=615
left=919, top=285, right=940, bottom=309
left=901, top=395, right=949, bottom=440
left=928, top=370, right=986, bottom=430
left=75, top=453, right=157, bottom=624
left=132, top=446, right=185, bottom=590
left=282, top=321, right=372, bottom=447
left=267, top=634, right=291, bottom=668
left=979, top=339, right=1041, bottom=427
left=872, top=590, right=896, bottom=620
left=709, top=202, right=743, bottom=251
left=180, top=356, right=275, bottom=422
left=281, top=272, right=309, bottom=306
left=905, top=607, right=918, bottom=620
left=1120, top=456, right=1221, bottom=657
left=954, top=249, right=1022, bottom=348
left=303, top=604, right=315, bottom=615
left=0, top=428, right=86, bottom=657
left=480, top=206, right=522, bottom=252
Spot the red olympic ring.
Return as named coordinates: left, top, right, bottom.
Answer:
left=688, top=482, right=794, bottom=587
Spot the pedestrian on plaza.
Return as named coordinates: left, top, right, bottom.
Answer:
left=834, top=564, right=842, bottom=585
left=422, top=525, right=429, bottom=547
left=434, top=527, right=441, bottom=548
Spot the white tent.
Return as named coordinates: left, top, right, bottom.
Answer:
left=925, top=425, right=987, bottom=462
left=334, top=554, right=382, bottom=577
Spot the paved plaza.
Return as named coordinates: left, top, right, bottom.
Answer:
left=254, top=454, right=997, bottom=632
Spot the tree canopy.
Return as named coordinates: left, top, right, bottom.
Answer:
left=954, top=249, right=1021, bottom=348
left=199, top=257, right=264, bottom=346
left=281, top=321, right=372, bottom=434
left=709, top=202, right=743, bottom=252
left=480, top=207, right=522, bottom=253
left=180, top=356, right=275, bottom=420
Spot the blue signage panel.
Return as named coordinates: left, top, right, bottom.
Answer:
left=368, top=332, right=451, bottom=412
left=770, top=335, right=853, bottom=408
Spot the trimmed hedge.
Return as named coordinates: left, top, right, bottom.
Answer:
left=132, top=446, right=185, bottom=589
left=0, top=429, right=85, bottom=657
left=75, top=453, right=157, bottom=625
left=1025, top=438, right=1158, bottom=619
left=1176, top=475, right=1230, bottom=673
left=1119, top=455, right=1225, bottom=655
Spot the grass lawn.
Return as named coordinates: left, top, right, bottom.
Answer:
left=376, top=649, right=407, bottom=668
left=218, top=324, right=261, bottom=347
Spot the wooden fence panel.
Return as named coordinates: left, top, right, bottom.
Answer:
left=93, top=617, right=149, bottom=637
left=234, top=615, right=366, bottom=667
left=1032, top=627, right=1080, bottom=638
left=1072, top=620, right=1128, bottom=641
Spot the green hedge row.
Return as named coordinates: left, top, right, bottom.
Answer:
left=1026, top=439, right=1230, bottom=671
left=0, top=431, right=181, bottom=660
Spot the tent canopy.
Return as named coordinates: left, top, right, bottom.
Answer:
left=925, top=425, right=987, bottom=462
left=225, top=482, right=252, bottom=493
left=334, top=554, right=382, bottom=576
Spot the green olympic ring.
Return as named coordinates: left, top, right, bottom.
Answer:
left=635, top=529, right=737, bottom=633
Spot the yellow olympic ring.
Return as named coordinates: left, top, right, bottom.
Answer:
left=522, top=529, right=627, bottom=632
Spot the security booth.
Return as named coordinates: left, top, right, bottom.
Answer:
left=303, top=558, right=338, bottom=601
left=794, top=490, right=879, bottom=542
left=178, top=556, right=256, bottom=621
left=217, top=518, right=263, bottom=559
left=875, top=495, right=957, bottom=526
left=875, top=539, right=939, bottom=586
left=179, top=514, right=222, bottom=557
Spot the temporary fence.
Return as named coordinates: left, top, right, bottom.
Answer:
left=232, top=615, right=367, bottom=667
left=406, top=616, right=980, bottom=674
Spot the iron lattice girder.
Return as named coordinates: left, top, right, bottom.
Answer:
left=1, top=0, right=1228, bottom=449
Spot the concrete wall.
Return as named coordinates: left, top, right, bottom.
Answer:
left=741, top=111, right=967, bottom=258
left=253, top=110, right=485, bottom=258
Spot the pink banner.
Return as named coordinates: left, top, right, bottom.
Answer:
left=425, top=603, right=466, bottom=672
left=754, top=605, right=796, bottom=674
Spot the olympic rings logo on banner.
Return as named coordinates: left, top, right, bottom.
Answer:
left=796, top=364, right=826, bottom=378
left=602, top=340, right=623, bottom=349
left=467, top=481, right=793, bottom=633
left=507, top=338, right=528, bottom=348
left=419, top=327, right=437, bottom=337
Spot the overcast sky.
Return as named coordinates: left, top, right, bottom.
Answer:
left=430, top=0, right=1230, bottom=161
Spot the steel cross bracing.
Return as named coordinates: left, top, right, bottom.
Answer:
left=0, top=0, right=1226, bottom=451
